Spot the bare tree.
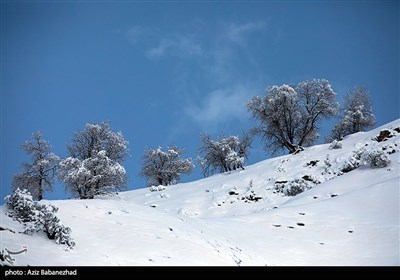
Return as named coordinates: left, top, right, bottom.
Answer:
left=58, top=122, right=129, bottom=199
left=330, top=86, right=375, bottom=140
left=140, top=146, right=194, bottom=187
left=12, top=132, right=59, bottom=201
left=248, top=79, right=338, bottom=154
left=328, top=120, right=348, bottom=142
left=198, top=133, right=252, bottom=177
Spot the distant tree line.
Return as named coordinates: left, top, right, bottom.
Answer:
left=11, top=79, right=375, bottom=198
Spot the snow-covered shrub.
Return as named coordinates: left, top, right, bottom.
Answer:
left=36, top=204, right=59, bottom=238
left=340, top=150, right=361, bottom=173
left=329, top=140, right=342, bottom=149
left=360, top=149, right=391, bottom=168
left=322, top=154, right=337, bottom=176
left=53, top=224, right=75, bottom=248
left=273, top=180, right=288, bottom=194
left=283, top=178, right=311, bottom=196
left=324, top=154, right=332, bottom=167
left=5, top=189, right=75, bottom=249
left=241, top=180, right=262, bottom=202
left=5, top=188, right=38, bottom=224
left=274, top=178, right=312, bottom=196
left=149, top=185, right=166, bottom=192
left=340, top=147, right=391, bottom=172
left=301, top=174, right=320, bottom=184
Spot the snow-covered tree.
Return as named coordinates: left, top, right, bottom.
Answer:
left=198, top=133, right=252, bottom=177
left=140, top=146, right=194, bottom=187
left=248, top=79, right=338, bottom=154
left=58, top=122, right=128, bottom=199
left=328, top=120, right=349, bottom=142
left=330, top=87, right=375, bottom=140
left=12, top=132, right=59, bottom=200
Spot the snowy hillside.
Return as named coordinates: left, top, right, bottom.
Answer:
left=1, top=120, right=399, bottom=266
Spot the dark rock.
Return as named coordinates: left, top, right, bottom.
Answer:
left=305, top=160, right=319, bottom=167
left=375, top=129, right=394, bottom=142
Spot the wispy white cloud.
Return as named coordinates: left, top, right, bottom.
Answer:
left=224, top=21, right=266, bottom=45
left=184, top=84, right=257, bottom=128
left=146, top=35, right=203, bottom=59
left=204, top=20, right=267, bottom=85
left=125, top=20, right=268, bottom=130
left=126, top=20, right=265, bottom=62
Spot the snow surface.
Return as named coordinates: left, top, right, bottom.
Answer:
left=1, top=120, right=399, bottom=266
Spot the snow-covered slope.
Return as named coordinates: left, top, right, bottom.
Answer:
left=1, top=120, right=399, bottom=266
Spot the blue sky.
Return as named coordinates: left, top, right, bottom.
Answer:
left=1, top=1, right=399, bottom=200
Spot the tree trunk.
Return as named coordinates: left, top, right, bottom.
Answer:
left=38, top=174, right=43, bottom=201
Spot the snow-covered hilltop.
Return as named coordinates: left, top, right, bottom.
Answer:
left=1, top=120, right=399, bottom=266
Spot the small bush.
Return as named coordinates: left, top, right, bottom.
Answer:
left=329, top=140, right=342, bottom=149
left=241, top=180, right=262, bottom=202
left=274, top=178, right=312, bottom=196
left=283, top=179, right=311, bottom=196
left=339, top=156, right=359, bottom=173
left=360, top=149, right=391, bottom=168
left=340, top=148, right=391, bottom=172
left=149, top=185, right=166, bottom=192
left=5, top=188, right=38, bottom=224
